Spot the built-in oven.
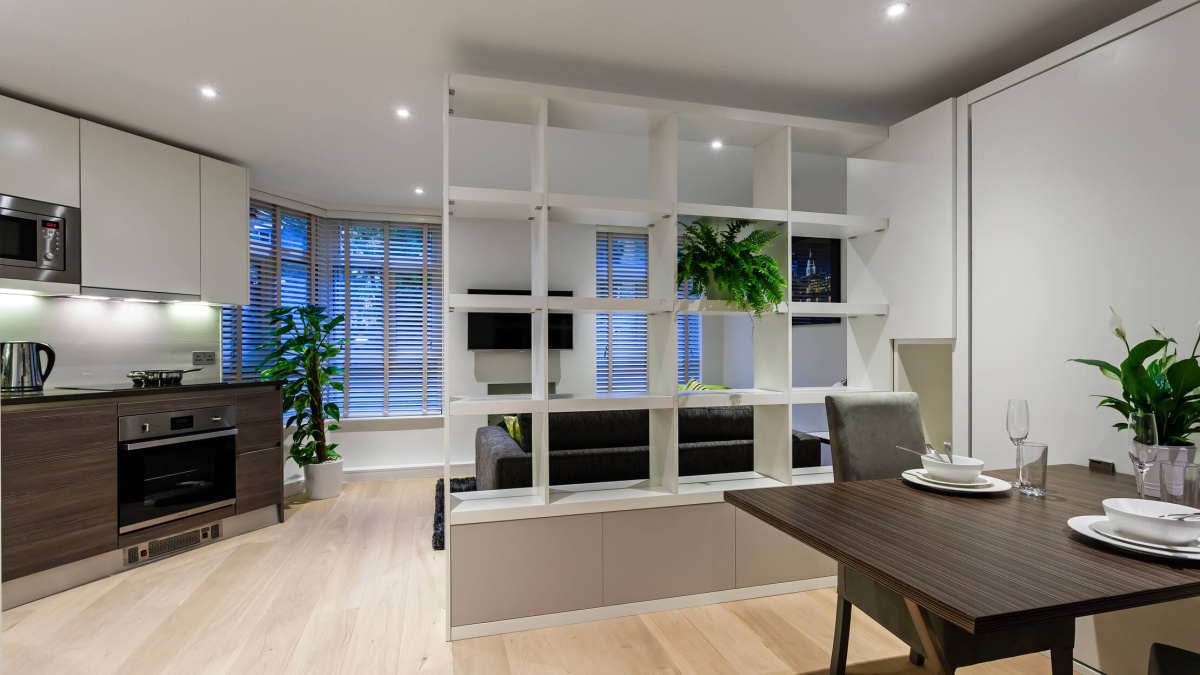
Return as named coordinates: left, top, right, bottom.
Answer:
left=0, top=193, right=80, bottom=286
left=117, top=406, right=237, bottom=535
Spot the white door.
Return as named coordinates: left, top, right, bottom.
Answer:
left=200, top=156, right=249, bottom=305
left=80, top=121, right=200, bottom=296
left=0, top=95, right=80, bottom=207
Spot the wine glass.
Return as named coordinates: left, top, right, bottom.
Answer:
left=1007, top=399, right=1030, bottom=487
left=1127, top=411, right=1160, bottom=500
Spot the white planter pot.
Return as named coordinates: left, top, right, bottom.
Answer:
left=704, top=271, right=733, bottom=302
left=303, top=458, right=343, bottom=500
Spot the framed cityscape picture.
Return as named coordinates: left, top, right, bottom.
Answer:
left=791, top=236, right=841, bottom=325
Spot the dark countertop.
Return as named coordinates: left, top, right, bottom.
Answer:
left=1, top=379, right=283, bottom=407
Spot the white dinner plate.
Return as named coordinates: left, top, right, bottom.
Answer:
left=908, top=469, right=991, bottom=488
left=1068, top=515, right=1200, bottom=561
left=1089, top=518, right=1200, bottom=555
left=901, top=469, right=1012, bottom=494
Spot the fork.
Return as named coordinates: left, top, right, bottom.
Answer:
left=1157, top=513, right=1200, bottom=520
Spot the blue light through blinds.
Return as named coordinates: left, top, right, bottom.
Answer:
left=596, top=232, right=648, bottom=393
left=221, top=199, right=443, bottom=418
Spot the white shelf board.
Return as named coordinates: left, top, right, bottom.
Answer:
left=676, top=299, right=786, bottom=315
left=676, top=473, right=791, bottom=494
left=448, top=393, right=546, bottom=416
left=789, top=302, right=889, bottom=318
left=450, top=74, right=887, bottom=158
left=790, top=386, right=887, bottom=405
left=448, top=293, right=544, bottom=313
left=677, top=388, right=789, bottom=408
left=790, top=212, right=888, bottom=239
left=547, top=297, right=672, bottom=314
left=549, top=391, right=674, bottom=412
left=547, top=193, right=672, bottom=228
left=447, top=186, right=542, bottom=221
left=678, top=203, right=788, bottom=223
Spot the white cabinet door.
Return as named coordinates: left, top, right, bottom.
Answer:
left=200, top=156, right=249, bottom=305
left=0, top=95, right=80, bottom=207
left=80, top=121, right=201, bottom=296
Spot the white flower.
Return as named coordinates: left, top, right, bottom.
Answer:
left=1109, top=307, right=1126, bottom=341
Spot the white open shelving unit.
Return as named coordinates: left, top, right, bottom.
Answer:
left=441, top=73, right=900, bottom=526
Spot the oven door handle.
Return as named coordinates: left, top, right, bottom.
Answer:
left=122, top=427, right=238, bottom=451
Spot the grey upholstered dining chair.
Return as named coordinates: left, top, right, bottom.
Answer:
left=824, top=392, right=1076, bottom=675
left=1149, top=643, right=1200, bottom=674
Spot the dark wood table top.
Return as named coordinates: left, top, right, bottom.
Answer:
left=725, top=464, right=1200, bottom=634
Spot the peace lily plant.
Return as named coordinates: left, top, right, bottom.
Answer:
left=1070, top=308, right=1200, bottom=447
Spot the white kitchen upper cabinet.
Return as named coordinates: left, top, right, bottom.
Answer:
left=80, top=120, right=201, bottom=297
left=200, top=156, right=249, bottom=305
left=0, top=95, right=81, bottom=207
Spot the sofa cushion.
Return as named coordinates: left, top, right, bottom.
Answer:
left=679, top=439, right=754, bottom=476
left=678, top=406, right=754, bottom=443
left=519, top=410, right=651, bottom=451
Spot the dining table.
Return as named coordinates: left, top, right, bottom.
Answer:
left=724, top=464, right=1200, bottom=674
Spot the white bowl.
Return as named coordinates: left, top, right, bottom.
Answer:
left=1102, top=498, right=1200, bottom=546
left=920, top=455, right=985, bottom=483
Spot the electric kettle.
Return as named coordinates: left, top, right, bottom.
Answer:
left=1, top=342, right=56, bottom=392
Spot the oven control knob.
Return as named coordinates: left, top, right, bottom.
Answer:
left=44, top=251, right=55, bottom=261
left=141, top=423, right=151, bottom=433
left=210, top=416, right=223, bottom=423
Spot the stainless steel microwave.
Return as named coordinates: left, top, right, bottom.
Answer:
left=0, top=193, right=80, bottom=285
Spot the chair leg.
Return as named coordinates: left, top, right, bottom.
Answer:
left=830, top=593, right=852, bottom=675
left=1050, top=647, right=1073, bottom=675
left=909, top=648, right=925, bottom=666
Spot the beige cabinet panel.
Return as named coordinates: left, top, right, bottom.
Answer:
left=450, top=514, right=603, bottom=626
left=602, top=503, right=735, bottom=606
left=80, top=121, right=200, bottom=295
left=0, top=95, right=80, bottom=207
left=734, top=508, right=835, bottom=588
left=200, top=156, right=249, bottom=305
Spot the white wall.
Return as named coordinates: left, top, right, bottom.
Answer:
left=968, top=2, right=1200, bottom=471
left=0, top=295, right=221, bottom=385
left=896, top=343, right=953, bottom=448
left=678, top=141, right=753, bottom=206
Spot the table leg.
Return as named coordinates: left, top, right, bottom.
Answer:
left=905, top=598, right=952, bottom=675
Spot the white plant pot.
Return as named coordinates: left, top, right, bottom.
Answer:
left=303, top=458, right=343, bottom=500
left=703, top=271, right=733, bottom=302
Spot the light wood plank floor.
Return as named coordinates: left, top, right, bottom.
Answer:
left=3, top=479, right=1055, bottom=674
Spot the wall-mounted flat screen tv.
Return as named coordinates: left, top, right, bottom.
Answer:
left=466, top=289, right=574, bottom=350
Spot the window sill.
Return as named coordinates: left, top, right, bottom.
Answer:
left=285, top=415, right=444, bottom=434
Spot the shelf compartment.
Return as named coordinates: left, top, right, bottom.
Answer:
left=790, top=212, right=888, bottom=239
left=448, top=77, right=543, bottom=125
left=448, top=293, right=545, bottom=313
left=678, top=203, right=788, bottom=223
left=548, top=391, right=674, bottom=413
left=790, top=386, right=887, bottom=405
left=676, top=299, right=786, bottom=315
left=677, top=388, right=789, bottom=408
left=547, top=193, right=672, bottom=228
left=547, top=297, right=672, bottom=314
left=789, top=302, right=888, bottom=318
left=447, top=393, right=546, bottom=416
left=447, top=186, right=542, bottom=221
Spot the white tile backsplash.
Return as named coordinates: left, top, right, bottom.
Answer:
left=0, top=294, right=221, bottom=386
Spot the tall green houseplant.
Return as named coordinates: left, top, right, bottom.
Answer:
left=258, top=304, right=347, bottom=469
left=1070, top=308, right=1200, bottom=446
left=677, top=217, right=786, bottom=317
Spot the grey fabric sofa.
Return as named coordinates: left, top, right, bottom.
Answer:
left=475, top=407, right=823, bottom=491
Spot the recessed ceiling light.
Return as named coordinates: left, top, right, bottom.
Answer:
left=711, top=140, right=723, bottom=150
left=396, top=107, right=411, bottom=118
left=200, top=86, right=219, bottom=99
left=886, top=2, right=909, bottom=18
left=414, top=187, right=425, bottom=195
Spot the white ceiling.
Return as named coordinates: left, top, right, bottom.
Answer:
left=0, top=0, right=1159, bottom=211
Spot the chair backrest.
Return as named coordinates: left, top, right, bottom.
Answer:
left=825, top=392, right=926, bottom=482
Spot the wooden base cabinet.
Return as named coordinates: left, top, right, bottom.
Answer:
left=237, top=446, right=284, bottom=515
left=1, top=404, right=118, bottom=581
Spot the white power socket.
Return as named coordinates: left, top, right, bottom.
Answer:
left=192, top=351, right=217, bottom=366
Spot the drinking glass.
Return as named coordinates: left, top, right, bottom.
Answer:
left=1018, top=442, right=1048, bottom=497
left=1127, top=412, right=1159, bottom=500
left=1007, top=399, right=1030, bottom=488
left=1159, top=462, right=1200, bottom=508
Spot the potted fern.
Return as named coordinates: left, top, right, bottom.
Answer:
left=258, top=304, right=346, bottom=500
left=677, top=217, right=786, bottom=317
